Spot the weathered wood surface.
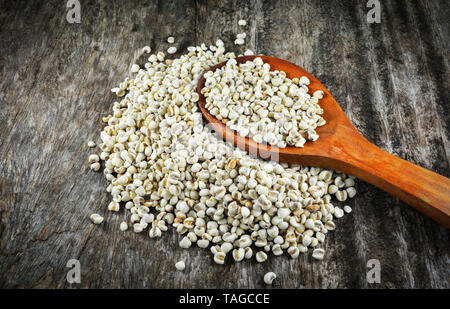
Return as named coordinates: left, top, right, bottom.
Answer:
left=0, top=0, right=449, bottom=289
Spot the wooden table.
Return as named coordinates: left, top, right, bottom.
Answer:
left=0, top=0, right=448, bottom=289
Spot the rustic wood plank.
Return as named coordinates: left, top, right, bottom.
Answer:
left=0, top=0, right=448, bottom=289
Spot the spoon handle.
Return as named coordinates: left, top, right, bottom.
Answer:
left=331, top=130, right=450, bottom=228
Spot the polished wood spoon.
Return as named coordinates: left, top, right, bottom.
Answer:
left=197, top=55, right=450, bottom=228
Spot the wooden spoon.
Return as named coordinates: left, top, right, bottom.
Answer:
left=197, top=55, right=450, bottom=228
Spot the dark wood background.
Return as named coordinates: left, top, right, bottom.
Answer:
left=0, top=0, right=448, bottom=289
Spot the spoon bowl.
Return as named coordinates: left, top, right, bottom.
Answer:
left=198, top=55, right=450, bottom=228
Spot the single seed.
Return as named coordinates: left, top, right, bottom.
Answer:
left=238, top=19, right=247, bottom=26
left=312, top=248, right=325, bottom=260
left=263, top=272, right=276, bottom=285
left=214, top=252, right=226, bottom=264
left=142, top=46, right=151, bottom=53
left=346, top=187, right=357, bottom=198
left=120, top=222, right=128, bottom=231
left=179, top=236, right=192, bottom=248
left=88, top=154, right=99, bottom=163
left=256, top=251, right=268, bottom=263
left=175, top=260, right=185, bottom=271
left=90, top=213, right=104, bottom=225
left=90, top=162, right=100, bottom=171
left=232, top=248, right=245, bottom=262
left=334, top=207, right=344, bottom=218
left=234, top=38, right=245, bottom=45
left=133, top=223, right=144, bottom=233
left=167, top=47, right=177, bottom=54
left=131, top=64, right=140, bottom=73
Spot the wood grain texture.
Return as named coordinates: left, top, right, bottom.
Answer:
left=0, top=0, right=449, bottom=289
